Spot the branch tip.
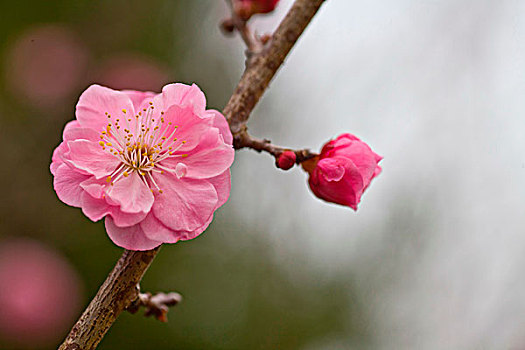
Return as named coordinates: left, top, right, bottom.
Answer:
left=127, top=291, right=183, bottom=323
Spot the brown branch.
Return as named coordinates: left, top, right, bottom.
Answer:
left=236, top=132, right=318, bottom=164
left=58, top=248, right=160, bottom=350
left=58, top=1, right=326, bottom=349
left=223, top=0, right=264, bottom=55
left=224, top=0, right=326, bottom=145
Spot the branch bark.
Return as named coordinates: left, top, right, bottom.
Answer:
left=127, top=291, right=183, bottom=322
left=224, top=0, right=326, bottom=146
left=58, top=1, right=326, bottom=349
left=236, top=132, right=317, bottom=164
left=223, top=0, right=264, bottom=54
left=58, top=248, right=159, bottom=350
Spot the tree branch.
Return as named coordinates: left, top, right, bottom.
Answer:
left=236, top=132, right=318, bottom=164
left=58, top=1, right=326, bottom=349
left=223, top=0, right=264, bottom=54
left=127, top=292, right=183, bottom=323
left=58, top=248, right=160, bottom=350
left=224, top=0, right=326, bottom=146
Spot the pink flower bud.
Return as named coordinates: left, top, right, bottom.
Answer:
left=234, top=0, right=280, bottom=20
left=304, top=134, right=382, bottom=210
left=276, top=150, right=296, bottom=170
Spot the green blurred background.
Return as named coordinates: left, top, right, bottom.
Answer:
left=3, top=0, right=525, bottom=349
left=0, top=1, right=368, bottom=349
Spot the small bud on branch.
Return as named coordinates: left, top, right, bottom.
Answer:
left=127, top=292, right=183, bottom=323
left=276, top=150, right=296, bottom=170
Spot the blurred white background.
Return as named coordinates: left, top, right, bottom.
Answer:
left=193, top=0, right=525, bottom=348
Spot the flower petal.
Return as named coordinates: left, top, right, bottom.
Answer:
left=207, top=170, right=231, bottom=208
left=206, top=109, right=233, bottom=145
left=177, top=214, right=214, bottom=241
left=122, top=90, right=155, bottom=111
left=161, top=128, right=234, bottom=179
left=53, top=164, right=90, bottom=207
left=80, top=177, right=106, bottom=198
left=80, top=192, right=109, bottom=221
left=76, top=85, right=134, bottom=131
left=309, top=157, right=364, bottom=210
left=105, top=217, right=162, bottom=251
left=140, top=213, right=180, bottom=243
left=50, top=142, right=68, bottom=175
left=109, top=207, right=148, bottom=227
left=106, top=171, right=154, bottom=214
left=153, top=83, right=206, bottom=114
left=80, top=192, right=148, bottom=226
left=333, top=141, right=378, bottom=183
left=316, top=158, right=346, bottom=182
left=159, top=105, right=213, bottom=153
left=152, top=173, right=218, bottom=232
left=63, top=121, right=100, bottom=142
left=66, top=140, right=121, bottom=179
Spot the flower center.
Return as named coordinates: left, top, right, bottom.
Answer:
left=98, top=102, right=188, bottom=193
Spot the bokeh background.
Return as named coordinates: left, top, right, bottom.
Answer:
left=1, top=0, right=525, bottom=349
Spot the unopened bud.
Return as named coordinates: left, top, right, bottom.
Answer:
left=276, top=150, right=296, bottom=170
left=306, top=134, right=383, bottom=210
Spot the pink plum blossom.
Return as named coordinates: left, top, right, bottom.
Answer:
left=51, top=83, right=234, bottom=250
left=304, top=133, right=382, bottom=210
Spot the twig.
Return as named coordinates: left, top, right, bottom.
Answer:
left=224, top=0, right=326, bottom=144
left=127, top=292, right=183, bottom=323
left=236, top=132, right=317, bottom=163
left=223, top=0, right=264, bottom=55
left=57, top=1, right=326, bottom=349
left=58, top=248, right=160, bottom=350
